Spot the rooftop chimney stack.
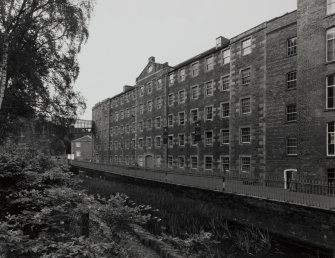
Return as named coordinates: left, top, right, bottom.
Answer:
left=148, top=56, right=155, bottom=63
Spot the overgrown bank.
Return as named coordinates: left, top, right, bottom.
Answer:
left=0, top=146, right=164, bottom=257
left=82, top=171, right=326, bottom=258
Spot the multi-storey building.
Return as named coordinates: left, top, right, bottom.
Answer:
left=92, top=0, right=335, bottom=183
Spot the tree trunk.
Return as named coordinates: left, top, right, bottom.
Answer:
left=0, top=38, right=9, bottom=111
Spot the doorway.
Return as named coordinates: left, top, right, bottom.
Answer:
left=145, top=155, right=154, bottom=169
left=284, top=169, right=297, bottom=190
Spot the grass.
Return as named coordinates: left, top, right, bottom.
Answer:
left=79, top=170, right=330, bottom=258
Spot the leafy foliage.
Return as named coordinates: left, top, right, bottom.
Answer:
left=0, top=145, right=154, bottom=257
left=0, top=0, right=95, bottom=133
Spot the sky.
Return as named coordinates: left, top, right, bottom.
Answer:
left=74, top=0, right=297, bottom=120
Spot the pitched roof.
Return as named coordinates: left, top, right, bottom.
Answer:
left=72, top=135, right=92, bottom=142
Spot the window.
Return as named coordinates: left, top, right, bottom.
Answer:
left=205, top=131, right=213, bottom=145
left=139, top=121, right=143, bottom=131
left=155, top=136, right=161, bottom=148
left=206, top=56, right=214, bottom=71
left=139, top=104, right=144, bottom=114
left=155, top=156, right=161, bottom=167
left=328, top=168, right=335, bottom=185
left=157, top=78, right=162, bottom=90
left=179, top=68, right=186, bottom=81
left=168, top=114, right=173, bottom=127
left=222, top=48, right=230, bottom=64
left=287, top=71, right=297, bottom=90
left=120, top=110, right=124, bottom=120
left=168, top=93, right=174, bottom=106
left=191, top=85, right=199, bottom=100
left=287, top=37, right=297, bottom=56
left=140, top=86, right=144, bottom=96
left=148, top=65, right=153, bottom=73
left=327, top=74, right=335, bottom=109
left=240, top=157, right=251, bottom=173
left=221, top=129, right=229, bottom=145
left=178, top=157, right=185, bottom=168
left=131, top=139, right=136, bottom=149
left=156, top=97, right=162, bottom=109
left=287, top=138, right=297, bottom=156
left=75, top=151, right=81, bottom=157
left=178, top=112, right=185, bottom=125
left=125, top=140, right=130, bottom=150
left=120, top=96, right=124, bottom=105
left=168, top=156, right=173, bottom=168
left=242, top=38, right=251, bottom=56
left=241, top=97, right=251, bottom=114
left=221, top=76, right=230, bottom=91
left=327, top=0, right=335, bottom=15
left=221, top=156, right=229, bottom=172
left=191, top=62, right=199, bottom=77
left=221, top=102, right=230, bottom=118
left=169, top=73, right=175, bottom=85
left=240, top=127, right=251, bottom=144
left=205, top=106, right=213, bottom=120
left=178, top=90, right=186, bottom=103
left=147, top=100, right=153, bottom=112
left=204, top=156, right=213, bottom=170
left=191, top=156, right=198, bottom=169
left=147, top=82, right=153, bottom=94
left=75, top=142, right=81, bottom=148
left=114, top=141, right=118, bottom=151
left=178, top=134, right=185, bottom=146
left=146, top=137, right=152, bottom=148
left=126, top=108, right=130, bottom=118
left=205, top=81, right=214, bottom=96
left=168, top=135, right=174, bottom=148
left=327, top=28, right=335, bottom=62
left=138, top=138, right=143, bottom=148
left=190, top=109, right=198, bottom=123
left=286, top=104, right=297, bottom=122
left=328, top=122, right=335, bottom=156
left=191, top=133, right=197, bottom=146
left=147, top=119, right=152, bottom=130
left=138, top=156, right=143, bottom=167
left=155, top=117, right=161, bottom=128
left=241, top=68, right=251, bottom=85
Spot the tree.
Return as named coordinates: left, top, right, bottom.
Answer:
left=0, top=0, right=94, bottom=122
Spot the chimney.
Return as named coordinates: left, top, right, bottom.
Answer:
left=123, top=85, right=133, bottom=92
left=216, top=36, right=230, bottom=49
left=148, top=56, right=155, bottom=63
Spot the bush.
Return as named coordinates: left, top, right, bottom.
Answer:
left=0, top=146, right=154, bottom=257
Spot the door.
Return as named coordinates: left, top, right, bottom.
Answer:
left=145, top=155, right=154, bottom=169
left=284, top=169, right=297, bottom=190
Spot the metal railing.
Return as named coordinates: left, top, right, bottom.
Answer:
left=70, top=160, right=335, bottom=211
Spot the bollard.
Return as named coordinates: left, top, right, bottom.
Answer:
left=80, top=212, right=89, bottom=237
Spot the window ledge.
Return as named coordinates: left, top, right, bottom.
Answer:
left=326, top=60, right=335, bottom=65
left=326, top=156, right=335, bottom=159
left=285, top=121, right=297, bottom=124
left=324, top=108, right=335, bottom=112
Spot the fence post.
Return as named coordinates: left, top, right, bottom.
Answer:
left=80, top=211, right=89, bottom=237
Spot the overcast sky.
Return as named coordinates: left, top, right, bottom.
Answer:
left=74, top=0, right=297, bottom=120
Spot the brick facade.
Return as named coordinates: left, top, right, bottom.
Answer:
left=71, top=135, right=92, bottom=161
left=92, top=0, right=335, bottom=182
